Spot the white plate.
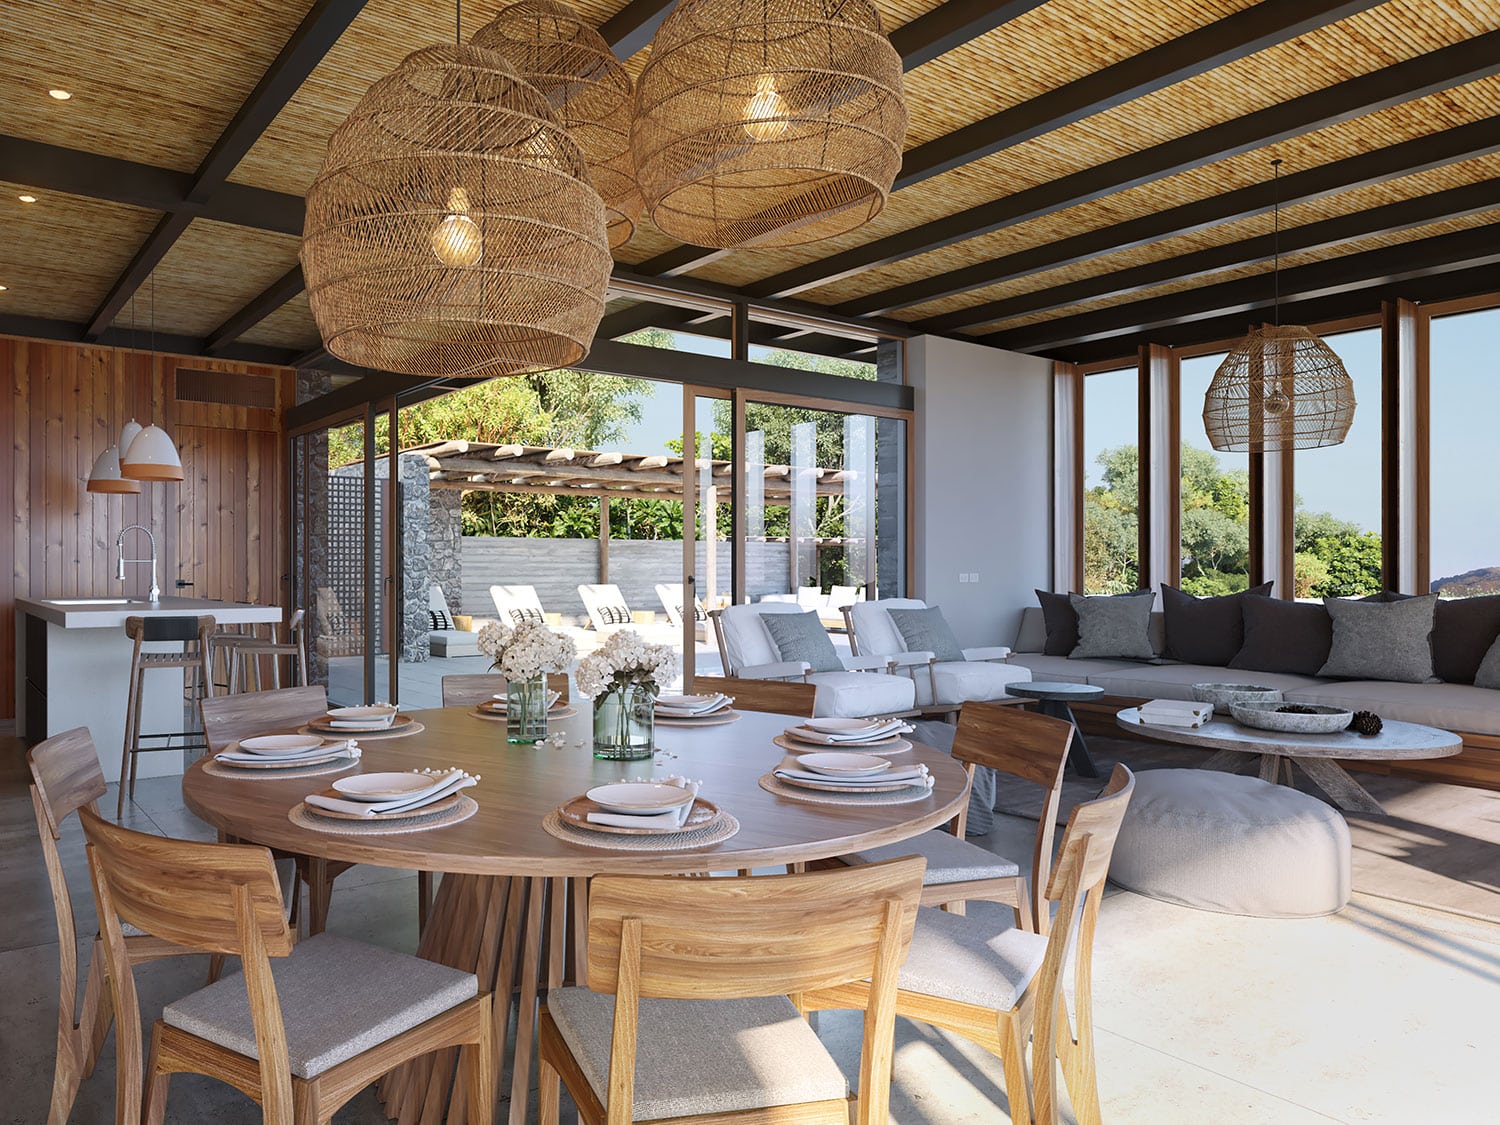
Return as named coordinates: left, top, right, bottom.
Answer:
left=795, top=752, right=892, bottom=777
left=585, top=782, right=696, bottom=815
left=327, top=704, right=398, bottom=724
left=801, top=717, right=886, bottom=734
left=656, top=693, right=720, bottom=709
left=491, top=691, right=564, bottom=710
left=331, top=772, right=437, bottom=801
left=236, top=734, right=327, bottom=757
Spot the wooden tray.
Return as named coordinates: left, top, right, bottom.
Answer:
left=772, top=734, right=911, bottom=755
left=654, top=708, right=742, bottom=727
left=301, top=789, right=465, bottom=822
left=770, top=771, right=928, bottom=795
left=556, top=794, right=722, bottom=836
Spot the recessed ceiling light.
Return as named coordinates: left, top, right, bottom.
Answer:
left=48, top=88, right=72, bottom=100
left=0, top=285, right=8, bottom=291
left=18, top=194, right=37, bottom=203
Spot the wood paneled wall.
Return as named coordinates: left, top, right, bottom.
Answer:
left=0, top=336, right=292, bottom=719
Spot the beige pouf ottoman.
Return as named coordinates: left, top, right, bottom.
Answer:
left=1110, top=769, right=1351, bottom=918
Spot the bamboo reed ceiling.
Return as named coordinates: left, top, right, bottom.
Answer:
left=4, top=0, right=1500, bottom=370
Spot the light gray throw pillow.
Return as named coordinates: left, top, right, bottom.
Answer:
left=761, top=611, right=843, bottom=673
left=1319, top=594, right=1439, bottom=683
left=1068, top=593, right=1156, bottom=660
left=887, top=606, right=966, bottom=662
left=1475, top=634, right=1500, bottom=690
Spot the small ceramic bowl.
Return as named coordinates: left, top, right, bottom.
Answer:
left=1229, top=701, right=1354, bottom=735
left=1191, top=682, right=1283, bottom=708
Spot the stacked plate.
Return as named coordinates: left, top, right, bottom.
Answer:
left=477, top=692, right=573, bottom=719
left=214, top=734, right=357, bottom=771
left=302, top=769, right=477, bottom=821
left=306, top=704, right=413, bottom=736
left=773, top=752, right=931, bottom=794
left=557, top=781, right=722, bottom=835
left=654, top=693, right=738, bottom=724
left=778, top=717, right=913, bottom=753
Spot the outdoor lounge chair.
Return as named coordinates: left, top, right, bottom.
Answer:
left=656, top=582, right=715, bottom=643
left=710, top=601, right=916, bottom=718
left=428, top=584, right=481, bottom=658
left=847, top=597, right=1031, bottom=715
left=578, top=583, right=682, bottom=645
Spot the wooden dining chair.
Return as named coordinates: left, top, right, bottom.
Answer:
left=810, top=765, right=1135, bottom=1125
left=79, top=807, right=494, bottom=1125
left=27, top=728, right=196, bottom=1125
left=538, top=857, right=925, bottom=1125
left=687, top=674, right=816, bottom=717
left=840, top=701, right=1073, bottom=926
left=441, top=672, right=570, bottom=708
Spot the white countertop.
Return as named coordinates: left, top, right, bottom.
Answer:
left=17, top=596, right=283, bottom=629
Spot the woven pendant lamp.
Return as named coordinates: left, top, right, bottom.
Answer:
left=301, top=43, right=613, bottom=379
left=1204, top=161, right=1355, bottom=452
left=632, top=0, right=907, bottom=249
left=472, top=0, right=641, bottom=250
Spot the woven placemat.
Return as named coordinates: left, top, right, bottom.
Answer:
left=758, top=774, right=936, bottom=806
left=296, top=721, right=426, bottom=740
left=204, top=757, right=358, bottom=781
left=469, top=706, right=577, bottom=723
left=288, top=795, right=477, bottom=835
left=541, top=809, right=740, bottom=851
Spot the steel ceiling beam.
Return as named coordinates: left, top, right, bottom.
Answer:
left=205, top=266, right=307, bottom=354
left=743, top=29, right=1500, bottom=301
left=599, top=0, right=677, bottom=60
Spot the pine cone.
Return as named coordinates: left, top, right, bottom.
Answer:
left=1349, top=710, right=1383, bottom=736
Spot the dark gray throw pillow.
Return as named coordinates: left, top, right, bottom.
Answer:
left=1036, top=588, right=1151, bottom=656
left=1068, top=592, right=1156, bottom=660
left=1474, top=632, right=1500, bottom=690
left=762, top=611, right=843, bottom=673
left=1319, top=594, right=1439, bottom=683
left=888, top=606, right=966, bottom=662
left=1229, top=597, right=1332, bottom=676
left=1432, top=594, right=1500, bottom=684
left=1161, top=582, right=1273, bottom=666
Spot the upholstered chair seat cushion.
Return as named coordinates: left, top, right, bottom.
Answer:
left=162, top=934, right=478, bottom=1079
left=917, top=660, right=1031, bottom=708
left=546, top=989, right=847, bottom=1119
left=806, top=670, right=915, bottom=717
left=843, top=829, right=1021, bottom=884
left=896, top=906, right=1048, bottom=1012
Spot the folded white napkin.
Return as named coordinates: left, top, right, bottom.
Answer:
left=774, top=757, right=931, bottom=787
left=215, top=740, right=356, bottom=765
left=304, top=769, right=475, bottom=817
left=325, top=717, right=396, bottom=730
left=787, top=721, right=906, bottom=744
left=586, top=802, right=695, bottom=830
left=655, top=692, right=729, bottom=714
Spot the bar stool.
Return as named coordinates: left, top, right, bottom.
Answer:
left=225, top=609, right=308, bottom=693
left=117, top=614, right=215, bottom=817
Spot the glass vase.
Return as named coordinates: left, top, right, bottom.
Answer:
left=592, top=682, right=656, bottom=760
left=506, top=675, right=548, bottom=745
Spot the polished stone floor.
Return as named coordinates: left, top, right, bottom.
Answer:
left=3, top=740, right=1498, bottom=1123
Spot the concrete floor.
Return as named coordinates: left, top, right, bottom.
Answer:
left=3, top=749, right=1498, bottom=1123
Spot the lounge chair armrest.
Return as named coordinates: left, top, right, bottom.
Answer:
left=887, top=650, right=935, bottom=668
left=841, top=654, right=895, bottom=672
left=962, top=646, right=1012, bottom=662
left=740, top=660, right=812, bottom=680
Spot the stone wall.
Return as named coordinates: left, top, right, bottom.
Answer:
left=398, top=453, right=431, bottom=663
left=429, top=486, right=464, bottom=620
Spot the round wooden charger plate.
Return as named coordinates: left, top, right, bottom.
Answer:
left=300, top=789, right=465, bottom=822
left=207, top=748, right=355, bottom=771
left=556, top=794, right=723, bottom=836
left=300, top=717, right=425, bottom=740
left=772, top=734, right=912, bottom=755
left=771, top=771, right=927, bottom=795
left=653, top=709, right=742, bottom=727
left=472, top=703, right=577, bottom=722
left=203, top=756, right=358, bottom=780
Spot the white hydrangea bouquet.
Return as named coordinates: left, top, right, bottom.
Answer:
left=477, top=620, right=575, bottom=744
left=576, top=630, right=679, bottom=760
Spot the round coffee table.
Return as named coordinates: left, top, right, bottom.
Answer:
left=1005, top=681, right=1105, bottom=777
left=1116, top=707, right=1462, bottom=813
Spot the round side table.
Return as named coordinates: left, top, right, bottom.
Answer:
left=1005, top=681, right=1105, bottom=777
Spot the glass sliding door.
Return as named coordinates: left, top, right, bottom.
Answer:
left=683, top=388, right=732, bottom=681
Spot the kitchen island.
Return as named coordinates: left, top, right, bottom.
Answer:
left=16, top=596, right=283, bottom=783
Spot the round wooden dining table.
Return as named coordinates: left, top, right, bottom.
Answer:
left=182, top=704, right=968, bottom=1125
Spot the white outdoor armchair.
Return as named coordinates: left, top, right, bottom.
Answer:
left=846, top=598, right=1031, bottom=713
left=711, top=602, right=916, bottom=718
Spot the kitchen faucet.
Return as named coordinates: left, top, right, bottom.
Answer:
left=116, top=525, right=160, bottom=603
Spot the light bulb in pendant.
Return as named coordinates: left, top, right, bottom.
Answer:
left=743, top=74, right=789, bottom=142
left=1263, top=390, right=1291, bottom=416
left=430, top=186, right=483, bottom=267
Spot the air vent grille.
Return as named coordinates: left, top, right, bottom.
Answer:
left=175, top=368, right=277, bottom=410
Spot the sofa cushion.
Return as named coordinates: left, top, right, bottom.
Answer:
left=1477, top=635, right=1500, bottom=691
left=1230, top=597, right=1333, bottom=676
left=1320, top=594, right=1439, bottom=683
left=1007, top=654, right=1134, bottom=684
left=1086, top=662, right=1328, bottom=701
left=1161, top=582, right=1272, bottom=665
left=1070, top=592, right=1155, bottom=660
left=1014, top=606, right=1047, bottom=653
left=1433, top=594, right=1500, bottom=685
left=1283, top=680, right=1500, bottom=736
left=429, top=630, right=481, bottom=657
left=888, top=606, right=965, bottom=662
left=806, top=670, right=915, bottom=718
left=762, top=611, right=842, bottom=673
left=1036, top=588, right=1151, bottom=656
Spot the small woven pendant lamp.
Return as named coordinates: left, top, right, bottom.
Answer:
left=301, top=41, right=612, bottom=379
left=472, top=0, right=642, bottom=250
left=1204, top=160, right=1355, bottom=452
left=632, top=0, right=907, bottom=249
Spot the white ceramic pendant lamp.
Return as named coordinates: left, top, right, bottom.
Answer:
left=86, top=281, right=184, bottom=492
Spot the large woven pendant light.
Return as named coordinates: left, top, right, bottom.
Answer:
left=301, top=40, right=612, bottom=379
left=472, top=0, right=641, bottom=250
left=1204, top=160, right=1355, bottom=452
left=632, top=0, right=907, bottom=249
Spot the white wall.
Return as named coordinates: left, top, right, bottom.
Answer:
left=907, top=335, right=1052, bottom=648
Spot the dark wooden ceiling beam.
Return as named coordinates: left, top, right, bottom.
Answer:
left=0, top=311, right=303, bottom=367
left=915, top=176, right=1500, bottom=334
left=599, top=0, right=677, bottom=60
left=745, top=28, right=1500, bottom=300
left=983, top=221, right=1500, bottom=353
left=82, top=0, right=369, bottom=339
left=204, top=265, right=307, bottom=354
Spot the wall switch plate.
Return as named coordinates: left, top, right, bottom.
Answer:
left=968, top=572, right=980, bottom=583
left=958, top=573, right=970, bottom=583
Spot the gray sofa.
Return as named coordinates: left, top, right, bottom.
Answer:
left=1008, top=606, right=1500, bottom=738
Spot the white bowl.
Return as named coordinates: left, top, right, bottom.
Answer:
left=332, top=773, right=436, bottom=801
left=1229, top=701, right=1354, bottom=734
left=236, top=734, right=327, bottom=757
left=802, top=717, right=884, bottom=733
left=795, top=752, right=892, bottom=777
left=586, top=782, right=696, bottom=815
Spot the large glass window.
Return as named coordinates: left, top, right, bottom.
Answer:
left=1429, top=305, right=1500, bottom=596
left=1082, top=367, right=1139, bottom=593
left=1179, top=351, right=1252, bottom=595
left=1291, top=327, right=1383, bottom=598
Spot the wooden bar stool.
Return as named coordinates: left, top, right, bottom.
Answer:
left=225, top=609, right=308, bottom=693
left=117, top=614, right=215, bottom=817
